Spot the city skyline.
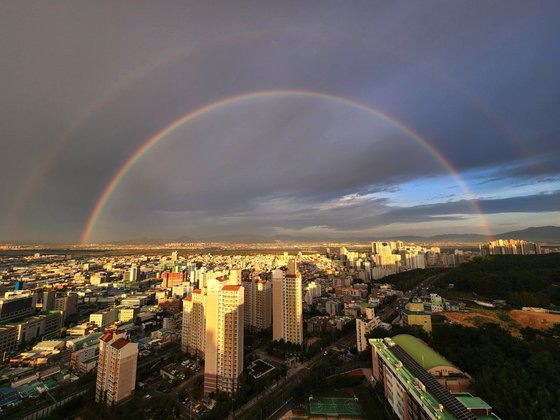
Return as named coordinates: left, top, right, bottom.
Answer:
left=1, top=2, right=559, bottom=244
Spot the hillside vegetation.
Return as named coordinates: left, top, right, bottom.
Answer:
left=435, top=254, right=560, bottom=307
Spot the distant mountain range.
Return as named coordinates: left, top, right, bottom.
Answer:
left=108, top=226, right=560, bottom=245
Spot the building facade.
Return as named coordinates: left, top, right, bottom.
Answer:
left=272, top=259, right=303, bottom=345
left=243, top=277, right=272, bottom=331
left=402, top=302, right=432, bottom=333
left=203, top=279, right=244, bottom=396
left=95, top=330, right=138, bottom=405
left=370, top=335, right=496, bottom=420
left=181, top=289, right=206, bottom=356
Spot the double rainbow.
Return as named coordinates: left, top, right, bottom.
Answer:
left=80, top=89, right=492, bottom=244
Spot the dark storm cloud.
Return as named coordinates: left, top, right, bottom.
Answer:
left=111, top=189, right=559, bottom=238
left=0, top=1, right=559, bottom=242
left=178, top=190, right=560, bottom=233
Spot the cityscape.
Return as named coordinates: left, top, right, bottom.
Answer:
left=1, top=2, right=560, bottom=420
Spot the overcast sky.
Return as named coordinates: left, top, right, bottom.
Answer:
left=1, top=1, right=559, bottom=243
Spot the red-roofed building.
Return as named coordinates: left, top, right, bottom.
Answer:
left=204, top=280, right=244, bottom=396
left=161, top=271, right=186, bottom=288
left=182, top=288, right=206, bottom=356
left=222, top=285, right=241, bottom=291
left=95, top=330, right=138, bottom=406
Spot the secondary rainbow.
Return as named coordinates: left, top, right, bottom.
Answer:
left=80, top=89, right=492, bottom=244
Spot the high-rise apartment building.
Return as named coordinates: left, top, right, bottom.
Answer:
left=130, top=264, right=138, bottom=282
left=480, top=239, right=541, bottom=256
left=243, top=277, right=272, bottom=331
left=95, top=330, right=138, bottom=406
left=41, top=291, right=56, bottom=311
left=54, top=292, right=78, bottom=321
left=182, top=289, right=207, bottom=356
left=272, top=258, right=303, bottom=345
left=203, top=278, right=244, bottom=396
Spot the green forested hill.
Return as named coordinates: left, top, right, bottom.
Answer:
left=434, top=254, right=560, bottom=307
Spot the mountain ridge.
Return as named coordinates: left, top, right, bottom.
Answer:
left=105, top=225, right=560, bottom=244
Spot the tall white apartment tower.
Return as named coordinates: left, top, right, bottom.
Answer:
left=272, top=258, right=303, bottom=345
left=203, top=277, right=244, bottom=396
left=129, top=264, right=138, bottom=282
left=95, top=330, right=138, bottom=405
left=181, top=289, right=207, bottom=357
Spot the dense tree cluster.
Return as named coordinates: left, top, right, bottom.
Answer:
left=382, top=268, right=441, bottom=292
left=430, top=323, right=560, bottom=420
left=435, top=254, right=560, bottom=307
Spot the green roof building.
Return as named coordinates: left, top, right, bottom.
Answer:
left=370, top=336, right=499, bottom=419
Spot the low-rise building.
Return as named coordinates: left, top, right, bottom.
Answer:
left=356, top=317, right=383, bottom=352
left=89, top=308, right=118, bottom=328
left=401, top=302, right=432, bottom=333
left=10, top=311, right=63, bottom=345
left=0, top=324, right=19, bottom=356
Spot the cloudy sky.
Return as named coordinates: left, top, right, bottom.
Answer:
left=1, top=1, right=559, bottom=244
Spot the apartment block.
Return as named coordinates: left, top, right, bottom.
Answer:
left=243, top=277, right=272, bottom=331
left=95, top=330, right=138, bottom=405
left=272, top=259, right=303, bottom=345
left=203, top=278, right=244, bottom=396
left=181, top=289, right=206, bottom=356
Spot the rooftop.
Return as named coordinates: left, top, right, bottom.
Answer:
left=455, top=393, right=492, bottom=410
left=392, top=334, right=455, bottom=371
left=111, top=337, right=130, bottom=350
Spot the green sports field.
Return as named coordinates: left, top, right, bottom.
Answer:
left=308, top=397, right=361, bottom=417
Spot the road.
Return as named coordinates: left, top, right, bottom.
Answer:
left=377, top=273, right=445, bottom=322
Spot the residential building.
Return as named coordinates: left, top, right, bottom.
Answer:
left=41, top=291, right=56, bottom=311
left=272, top=259, right=303, bottom=345
left=356, top=317, right=382, bottom=352
left=203, top=278, right=244, bottom=396
left=182, top=289, right=206, bottom=356
left=117, top=307, right=138, bottom=323
left=325, top=300, right=339, bottom=316
left=95, top=330, right=138, bottom=405
left=480, top=239, right=541, bottom=256
left=430, top=294, right=444, bottom=313
left=54, top=292, right=78, bottom=320
left=243, top=277, right=272, bottom=331
left=130, top=264, right=138, bottom=282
